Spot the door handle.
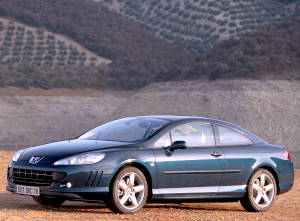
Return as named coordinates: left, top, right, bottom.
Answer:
left=211, top=152, right=222, bottom=157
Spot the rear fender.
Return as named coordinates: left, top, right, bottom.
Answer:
left=245, top=158, right=278, bottom=185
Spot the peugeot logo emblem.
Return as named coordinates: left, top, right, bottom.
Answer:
left=29, top=156, right=44, bottom=164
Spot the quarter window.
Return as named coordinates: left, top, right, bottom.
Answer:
left=171, top=123, right=215, bottom=147
left=216, top=125, right=253, bottom=146
left=154, top=132, right=171, bottom=148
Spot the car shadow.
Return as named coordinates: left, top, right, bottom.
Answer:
left=145, top=203, right=244, bottom=212
left=0, top=192, right=109, bottom=214
left=0, top=192, right=244, bottom=213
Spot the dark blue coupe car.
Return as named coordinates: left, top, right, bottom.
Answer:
left=7, top=116, right=294, bottom=213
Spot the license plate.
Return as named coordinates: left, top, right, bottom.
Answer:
left=14, top=185, right=40, bottom=196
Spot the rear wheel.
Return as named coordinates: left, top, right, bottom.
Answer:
left=32, top=196, right=65, bottom=207
left=107, top=166, right=148, bottom=213
left=240, top=169, right=277, bottom=212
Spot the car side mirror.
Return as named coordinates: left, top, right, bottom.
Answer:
left=169, top=141, right=187, bottom=152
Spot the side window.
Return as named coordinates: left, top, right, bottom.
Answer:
left=216, top=125, right=253, bottom=146
left=171, top=122, right=215, bottom=147
left=154, top=132, right=171, bottom=148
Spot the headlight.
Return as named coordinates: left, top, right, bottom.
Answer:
left=54, top=153, right=105, bottom=165
left=12, top=149, right=25, bottom=162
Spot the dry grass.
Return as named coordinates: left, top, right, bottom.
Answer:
left=0, top=151, right=299, bottom=221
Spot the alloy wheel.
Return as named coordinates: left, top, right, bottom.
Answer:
left=117, top=172, right=145, bottom=210
left=251, top=173, right=275, bottom=208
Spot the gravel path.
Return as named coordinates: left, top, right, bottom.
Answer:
left=0, top=151, right=299, bottom=221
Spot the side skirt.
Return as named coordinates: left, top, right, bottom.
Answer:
left=152, top=185, right=246, bottom=200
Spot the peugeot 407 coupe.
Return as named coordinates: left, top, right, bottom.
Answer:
left=7, top=116, right=293, bottom=213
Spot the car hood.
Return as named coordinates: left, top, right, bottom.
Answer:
left=18, top=139, right=133, bottom=163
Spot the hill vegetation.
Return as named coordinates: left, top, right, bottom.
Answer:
left=0, top=0, right=191, bottom=89
left=97, top=0, right=300, bottom=53
left=0, top=0, right=299, bottom=90
left=170, top=17, right=300, bottom=81
left=0, top=18, right=110, bottom=67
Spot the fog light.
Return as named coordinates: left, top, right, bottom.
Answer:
left=59, top=182, right=72, bottom=188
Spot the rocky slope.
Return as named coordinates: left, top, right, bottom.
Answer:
left=0, top=80, right=299, bottom=166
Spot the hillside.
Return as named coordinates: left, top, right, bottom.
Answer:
left=0, top=18, right=111, bottom=67
left=0, top=0, right=299, bottom=89
left=109, top=80, right=300, bottom=154
left=0, top=80, right=299, bottom=168
left=97, top=0, right=300, bottom=53
left=0, top=0, right=191, bottom=89
left=154, top=17, right=300, bottom=81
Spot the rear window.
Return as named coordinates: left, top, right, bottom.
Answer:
left=216, top=125, right=253, bottom=146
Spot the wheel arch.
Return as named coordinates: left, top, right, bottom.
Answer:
left=247, top=164, right=280, bottom=194
left=257, top=165, right=280, bottom=194
left=109, top=162, right=153, bottom=201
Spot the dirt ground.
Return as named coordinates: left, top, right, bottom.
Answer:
left=0, top=151, right=299, bottom=221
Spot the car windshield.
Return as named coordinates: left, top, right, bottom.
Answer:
left=78, top=117, right=169, bottom=142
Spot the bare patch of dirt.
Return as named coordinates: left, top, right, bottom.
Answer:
left=0, top=88, right=133, bottom=150
left=0, top=87, right=100, bottom=97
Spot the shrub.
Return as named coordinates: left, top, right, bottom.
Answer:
left=229, top=22, right=237, bottom=27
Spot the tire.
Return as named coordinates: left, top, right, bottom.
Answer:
left=240, top=169, right=277, bottom=212
left=32, top=196, right=65, bottom=207
left=107, top=166, right=148, bottom=214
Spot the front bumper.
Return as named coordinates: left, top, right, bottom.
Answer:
left=6, top=162, right=115, bottom=202
left=6, top=183, right=109, bottom=202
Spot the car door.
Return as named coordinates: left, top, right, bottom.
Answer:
left=153, top=122, right=225, bottom=196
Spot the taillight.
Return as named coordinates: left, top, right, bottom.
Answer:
left=282, top=150, right=292, bottom=160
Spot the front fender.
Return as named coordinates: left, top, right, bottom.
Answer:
left=97, top=149, right=157, bottom=190
left=117, top=158, right=156, bottom=187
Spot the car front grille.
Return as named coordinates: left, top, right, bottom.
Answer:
left=9, top=168, right=66, bottom=186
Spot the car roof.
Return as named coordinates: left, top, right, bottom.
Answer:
left=137, top=115, right=211, bottom=122
left=136, top=115, right=241, bottom=128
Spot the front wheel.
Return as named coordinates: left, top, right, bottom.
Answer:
left=107, top=166, right=148, bottom=213
left=32, top=196, right=65, bottom=207
left=240, top=169, right=277, bottom=212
